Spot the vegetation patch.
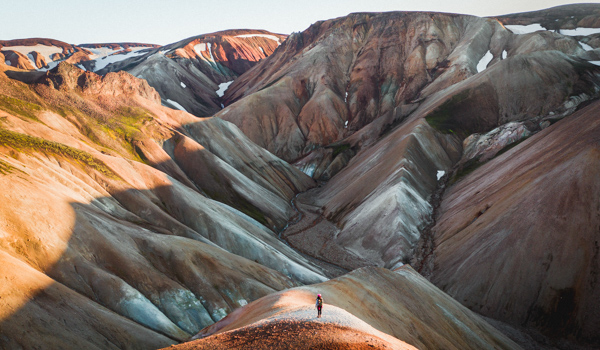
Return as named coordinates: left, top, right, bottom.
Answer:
left=0, top=128, right=119, bottom=178
left=425, top=89, right=470, bottom=135
left=0, top=94, right=43, bottom=122
left=0, top=158, right=16, bottom=175
left=328, top=142, right=352, bottom=157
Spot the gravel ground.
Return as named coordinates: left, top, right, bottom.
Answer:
left=165, top=305, right=416, bottom=350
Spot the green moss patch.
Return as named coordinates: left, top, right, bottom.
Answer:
left=0, top=95, right=43, bottom=122
left=0, top=159, right=16, bottom=175
left=329, top=143, right=352, bottom=157
left=0, top=128, right=118, bottom=178
left=425, top=89, right=470, bottom=134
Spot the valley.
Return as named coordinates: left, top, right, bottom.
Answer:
left=1, top=3, right=600, bottom=350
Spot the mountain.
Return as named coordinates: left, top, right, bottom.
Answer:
left=0, top=38, right=160, bottom=73
left=0, top=60, right=328, bottom=349
left=0, top=31, right=288, bottom=118
left=0, top=38, right=85, bottom=70
left=430, top=98, right=600, bottom=344
left=2, top=3, right=600, bottom=350
left=178, top=266, right=520, bottom=350
left=210, top=5, right=600, bottom=347
left=98, top=29, right=287, bottom=117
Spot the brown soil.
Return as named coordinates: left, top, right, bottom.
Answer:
left=166, top=319, right=408, bottom=350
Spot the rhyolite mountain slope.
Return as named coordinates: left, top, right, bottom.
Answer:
left=0, top=60, right=328, bottom=349
left=0, top=38, right=87, bottom=70
left=99, top=29, right=287, bottom=117
left=77, top=42, right=160, bottom=72
left=0, top=39, right=160, bottom=72
left=211, top=5, right=600, bottom=347
left=430, top=98, right=600, bottom=345
left=3, top=3, right=600, bottom=350
left=177, top=266, right=520, bottom=350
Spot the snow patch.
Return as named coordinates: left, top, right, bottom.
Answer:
left=579, top=41, right=594, bottom=51
left=166, top=99, right=188, bottom=112
left=4, top=60, right=10, bottom=66
left=86, top=45, right=149, bottom=60
left=560, top=27, right=600, bottom=36
left=300, top=163, right=317, bottom=178
left=502, top=50, right=508, bottom=59
left=344, top=120, right=348, bottom=128
left=259, top=46, right=265, bottom=55
left=1, top=44, right=63, bottom=63
left=344, top=91, right=348, bottom=102
left=235, top=34, right=282, bottom=45
left=238, top=299, right=248, bottom=307
left=216, top=81, right=233, bottom=97
left=85, top=46, right=120, bottom=57
left=505, top=23, right=546, bottom=34
left=180, top=82, right=186, bottom=88
left=38, top=60, right=61, bottom=72
left=92, top=50, right=145, bottom=72
left=589, top=61, right=600, bottom=66
left=194, top=42, right=215, bottom=61
left=437, top=170, right=445, bottom=181
left=477, top=51, right=493, bottom=73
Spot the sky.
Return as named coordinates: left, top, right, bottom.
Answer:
left=4, top=0, right=600, bottom=45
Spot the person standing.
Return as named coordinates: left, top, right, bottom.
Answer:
left=316, top=294, right=323, bottom=318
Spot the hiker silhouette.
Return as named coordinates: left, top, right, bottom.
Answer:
left=316, top=294, right=323, bottom=318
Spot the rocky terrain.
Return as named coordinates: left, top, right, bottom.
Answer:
left=1, top=3, right=600, bottom=350
left=0, top=60, right=325, bottom=349
left=98, top=29, right=287, bottom=117
left=179, top=266, right=520, bottom=350
left=0, top=39, right=160, bottom=73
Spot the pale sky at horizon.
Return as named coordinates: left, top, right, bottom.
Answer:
left=4, top=0, right=600, bottom=45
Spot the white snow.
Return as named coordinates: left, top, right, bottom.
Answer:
left=579, top=41, right=594, bottom=51
left=300, top=163, right=317, bottom=177
left=85, top=46, right=120, bottom=57
left=561, top=27, right=600, bottom=36
left=437, top=170, right=446, bottom=181
left=166, top=99, right=188, bottom=112
left=344, top=91, right=348, bottom=102
left=505, top=24, right=546, bottom=34
left=92, top=50, right=145, bottom=72
left=1, top=44, right=63, bottom=64
left=476, top=50, right=494, bottom=73
left=37, top=60, right=61, bottom=72
left=216, top=81, right=233, bottom=97
left=589, top=61, right=600, bottom=66
left=4, top=60, right=10, bottom=66
left=194, top=42, right=207, bottom=54
left=235, top=34, right=282, bottom=45
left=502, top=50, right=508, bottom=59
left=259, top=46, right=265, bottom=55
left=344, top=120, right=348, bottom=128
left=194, top=42, right=215, bottom=61
left=76, top=64, right=86, bottom=71
left=180, top=82, right=186, bottom=88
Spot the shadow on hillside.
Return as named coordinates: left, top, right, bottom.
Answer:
left=0, top=180, right=326, bottom=349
